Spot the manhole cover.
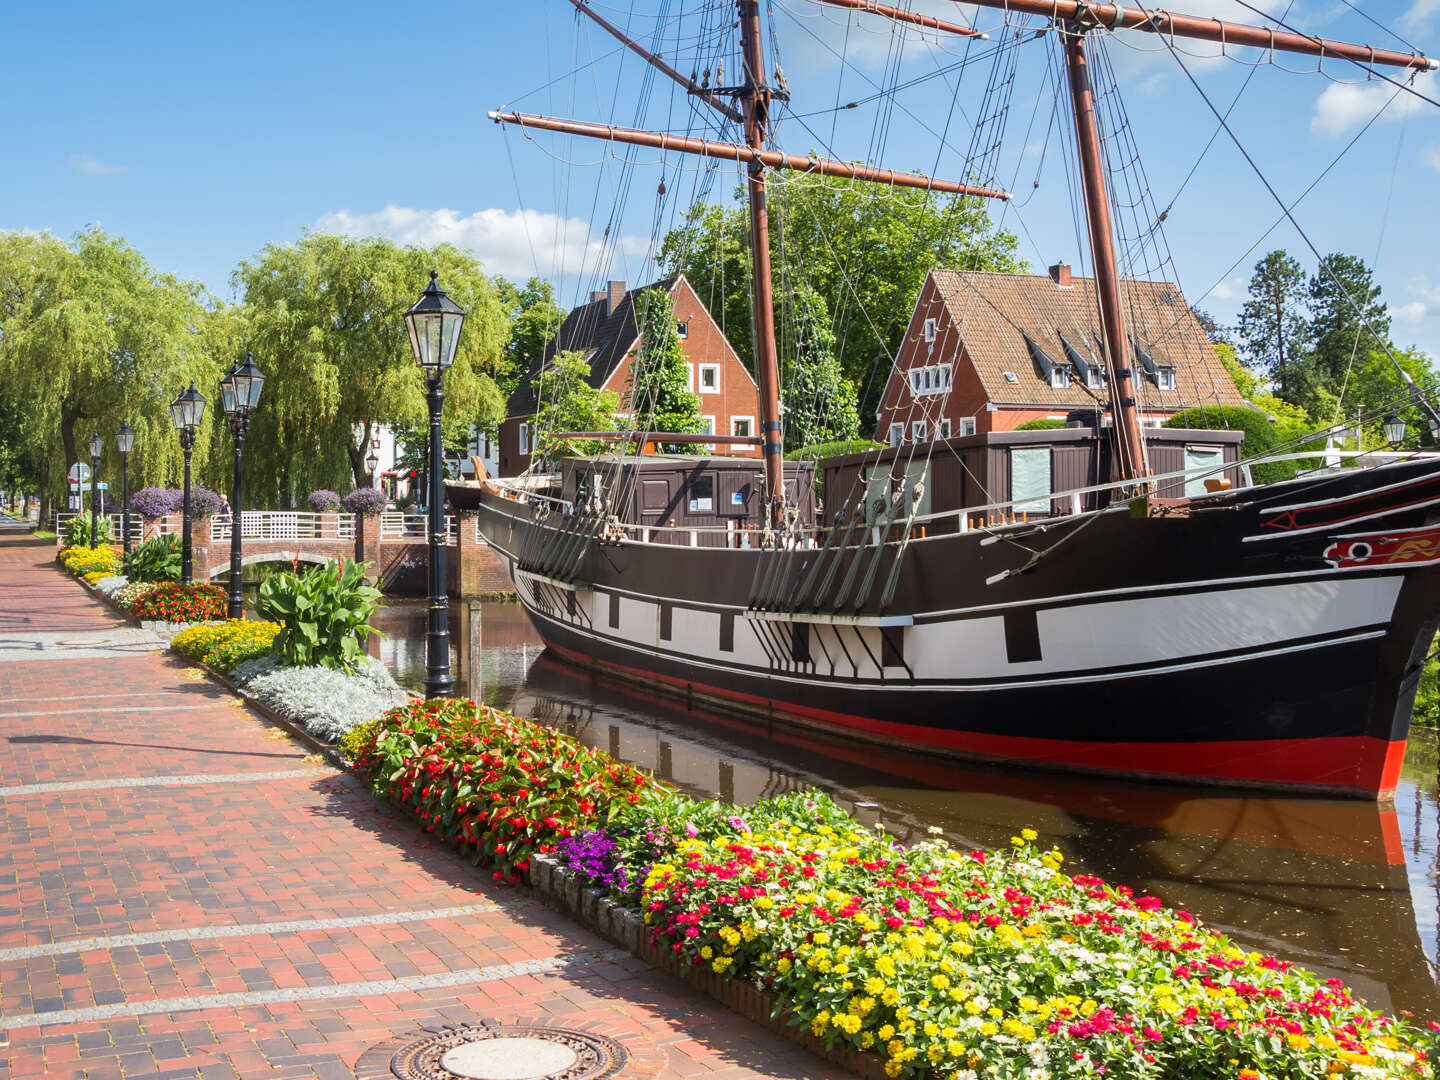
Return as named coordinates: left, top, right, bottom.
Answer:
left=389, top=1025, right=627, bottom=1080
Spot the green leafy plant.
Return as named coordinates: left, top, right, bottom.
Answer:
left=122, top=533, right=182, bottom=583
left=254, top=559, right=383, bottom=672
left=64, top=511, right=112, bottom=548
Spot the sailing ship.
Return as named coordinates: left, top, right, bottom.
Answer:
left=456, top=0, right=1440, bottom=798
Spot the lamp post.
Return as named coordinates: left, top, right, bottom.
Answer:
left=220, top=354, right=266, bottom=619
left=116, top=422, right=135, bottom=554
left=1383, top=414, right=1407, bottom=447
left=86, top=432, right=103, bottom=531
left=404, top=270, right=466, bottom=699
left=366, top=448, right=380, bottom=489
left=169, top=384, right=206, bottom=584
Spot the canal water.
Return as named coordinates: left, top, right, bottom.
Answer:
left=372, top=598, right=1440, bottom=1023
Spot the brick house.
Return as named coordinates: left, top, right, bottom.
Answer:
left=876, top=264, right=1244, bottom=446
left=498, top=275, right=759, bottom=476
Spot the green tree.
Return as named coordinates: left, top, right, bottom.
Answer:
left=1236, top=250, right=1314, bottom=408
left=532, top=350, right=620, bottom=461
left=233, top=234, right=507, bottom=505
left=1345, top=346, right=1440, bottom=451
left=782, top=287, right=859, bottom=450
left=1307, top=253, right=1390, bottom=391
left=0, top=228, right=218, bottom=525
left=493, top=276, right=566, bottom=399
left=628, top=288, right=703, bottom=444
left=659, top=178, right=1023, bottom=423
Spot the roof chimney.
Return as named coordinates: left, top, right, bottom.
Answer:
left=590, top=290, right=606, bottom=304
left=1049, top=263, right=1072, bottom=289
left=606, top=280, right=626, bottom=315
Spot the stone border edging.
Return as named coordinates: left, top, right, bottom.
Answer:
left=528, top=853, right=885, bottom=1080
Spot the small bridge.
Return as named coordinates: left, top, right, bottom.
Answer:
left=56, top=510, right=514, bottom=597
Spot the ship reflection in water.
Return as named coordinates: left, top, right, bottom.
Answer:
left=374, top=598, right=1440, bottom=1023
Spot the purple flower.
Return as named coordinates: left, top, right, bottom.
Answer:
left=684, top=822, right=699, bottom=838
left=307, top=489, right=342, bottom=512
left=342, top=487, right=389, bottom=515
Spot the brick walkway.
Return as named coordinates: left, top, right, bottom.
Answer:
left=0, top=523, right=836, bottom=1080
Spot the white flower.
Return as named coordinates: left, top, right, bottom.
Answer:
left=1027, top=1068, right=1050, bottom=1080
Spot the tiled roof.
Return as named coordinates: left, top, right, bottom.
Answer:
left=928, top=269, right=1244, bottom=410
left=506, top=276, right=678, bottom=417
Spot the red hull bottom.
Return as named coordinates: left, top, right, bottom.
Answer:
left=542, top=639, right=1408, bottom=799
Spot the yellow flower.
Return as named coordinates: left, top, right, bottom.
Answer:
left=877, top=1025, right=896, bottom=1041
left=865, top=977, right=886, bottom=996
left=979, top=1022, right=999, bottom=1037
left=1021, top=828, right=1038, bottom=841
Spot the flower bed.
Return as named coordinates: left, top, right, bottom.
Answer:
left=59, top=545, right=121, bottom=577
left=173, top=619, right=279, bottom=673
left=228, top=654, right=407, bottom=743
left=348, top=705, right=1440, bottom=1080
left=345, top=700, right=666, bottom=882
left=127, top=582, right=226, bottom=623
left=115, top=581, right=160, bottom=609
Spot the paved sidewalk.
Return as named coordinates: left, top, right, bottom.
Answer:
left=0, top=529, right=836, bottom=1079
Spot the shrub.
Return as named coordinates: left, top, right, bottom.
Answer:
left=307, top=489, right=342, bottom=512
left=254, top=559, right=382, bottom=672
left=95, top=575, right=130, bottom=599
left=229, top=654, right=408, bottom=742
left=1164, top=405, right=1320, bottom=485
left=122, top=533, right=182, bottom=583
left=129, top=487, right=179, bottom=517
left=188, top=486, right=222, bottom=518
left=127, top=582, right=226, bottom=623
left=173, top=619, right=279, bottom=672
left=64, top=511, right=113, bottom=548
left=1015, top=417, right=1068, bottom=430
left=342, top=487, right=388, bottom=515
left=347, top=699, right=665, bottom=882
left=786, top=439, right=885, bottom=461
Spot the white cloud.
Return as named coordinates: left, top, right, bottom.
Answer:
left=310, top=205, right=648, bottom=279
left=69, top=153, right=127, bottom=177
left=1400, top=0, right=1440, bottom=33
left=1209, top=277, right=1248, bottom=301
left=1393, top=300, right=1428, bottom=322
left=1310, top=74, right=1432, bottom=136
left=1425, top=144, right=1440, bottom=173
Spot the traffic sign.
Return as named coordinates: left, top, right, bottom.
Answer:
left=67, top=462, right=91, bottom=484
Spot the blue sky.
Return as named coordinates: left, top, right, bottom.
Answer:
left=4, top=0, right=1439, bottom=365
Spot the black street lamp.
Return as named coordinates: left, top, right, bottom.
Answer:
left=116, top=422, right=135, bottom=554
left=1383, top=413, right=1408, bottom=447
left=220, top=354, right=266, bottom=619
left=404, top=270, right=466, bottom=699
left=86, top=432, right=103, bottom=532
left=169, top=383, right=206, bottom=584
left=366, top=448, right=380, bottom=489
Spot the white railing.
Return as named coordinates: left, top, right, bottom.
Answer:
left=381, top=511, right=456, bottom=540
left=53, top=512, right=143, bottom=542
left=211, top=511, right=356, bottom=541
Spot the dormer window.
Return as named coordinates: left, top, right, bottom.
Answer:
left=1156, top=366, right=1177, bottom=391
left=1086, top=366, right=1105, bottom=390
left=1050, top=367, right=1072, bottom=389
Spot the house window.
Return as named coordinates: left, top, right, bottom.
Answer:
left=676, top=319, right=689, bottom=338
left=909, top=370, right=923, bottom=395
left=940, top=364, right=952, bottom=390
left=701, top=415, right=716, bottom=452
left=686, top=364, right=695, bottom=391
left=698, top=363, right=721, bottom=392
left=913, top=420, right=928, bottom=442
left=939, top=418, right=952, bottom=439
left=1157, top=366, right=1177, bottom=390
left=923, top=317, right=938, bottom=342
left=889, top=423, right=905, bottom=447
left=1002, top=371, right=1019, bottom=383
left=518, top=423, right=530, bottom=455
left=959, top=416, right=977, bottom=436
left=731, top=416, right=754, bottom=438
left=1050, top=367, right=1072, bottom=389
left=1141, top=417, right=1164, bottom=429
left=1086, top=366, right=1105, bottom=390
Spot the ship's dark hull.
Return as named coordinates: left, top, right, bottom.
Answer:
left=468, top=458, right=1440, bottom=798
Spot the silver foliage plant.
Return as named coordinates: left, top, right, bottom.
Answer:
left=229, top=655, right=409, bottom=742
left=95, top=575, right=130, bottom=599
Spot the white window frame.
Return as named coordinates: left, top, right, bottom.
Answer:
left=958, top=416, right=977, bottom=437
left=913, top=420, right=928, bottom=442
left=700, top=414, right=717, bottom=452
left=686, top=363, right=695, bottom=392
left=940, top=364, right=952, bottom=390
left=1050, top=367, right=1072, bottom=389
left=909, top=370, right=923, bottom=395
left=1141, top=417, right=1164, bottom=429
left=1157, top=366, right=1177, bottom=391
left=731, top=416, right=754, bottom=438
left=518, top=422, right=531, bottom=455
left=939, top=418, right=952, bottom=439
left=1085, top=366, right=1105, bottom=390
left=676, top=319, right=689, bottom=338
left=889, top=422, right=905, bottom=447
left=698, top=363, right=721, bottom=394
left=923, top=317, right=938, bottom=343
left=1002, top=371, right=1019, bottom=383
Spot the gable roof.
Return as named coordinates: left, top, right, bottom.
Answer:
left=922, top=268, right=1244, bottom=410
left=506, top=276, right=678, bottom=418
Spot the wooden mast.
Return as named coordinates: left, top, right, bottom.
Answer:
left=1063, top=26, right=1148, bottom=485
left=737, top=0, right=787, bottom=528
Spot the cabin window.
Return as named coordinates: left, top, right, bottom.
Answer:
left=676, top=319, right=689, bottom=338
left=939, top=418, right=952, bottom=439
left=698, top=363, right=720, bottom=392
left=688, top=474, right=715, bottom=513
left=732, top=416, right=753, bottom=438
left=1184, top=444, right=1225, bottom=497
left=518, top=423, right=531, bottom=455
left=791, top=623, right=811, bottom=664
left=1157, top=366, right=1177, bottom=390
left=1049, top=367, right=1072, bottom=389
left=1011, top=447, right=1052, bottom=514
left=720, top=611, right=735, bottom=652
left=913, top=421, right=928, bottom=443
left=889, top=423, right=905, bottom=447
left=659, top=603, right=673, bottom=641
left=923, top=317, right=937, bottom=342
left=959, top=416, right=977, bottom=436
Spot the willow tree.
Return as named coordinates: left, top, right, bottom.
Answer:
left=0, top=228, right=218, bottom=523
left=233, top=234, right=507, bottom=505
